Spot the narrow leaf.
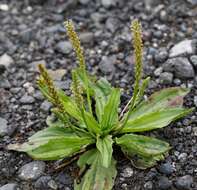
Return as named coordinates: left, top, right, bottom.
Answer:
left=121, top=108, right=193, bottom=133
left=101, top=88, right=120, bottom=130
left=75, top=153, right=117, bottom=190
left=8, top=127, right=94, bottom=160
left=116, top=134, right=170, bottom=169
left=96, top=135, right=113, bottom=168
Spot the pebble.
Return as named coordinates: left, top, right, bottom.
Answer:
left=40, top=100, right=52, bottom=112
left=48, top=69, right=67, bottom=81
left=18, top=161, right=46, bottom=181
left=163, top=57, right=195, bottom=79
left=194, top=96, right=197, bottom=107
left=47, top=180, right=58, bottom=190
left=20, top=28, right=34, bottom=43
left=154, top=50, right=168, bottom=63
left=99, top=55, right=115, bottom=74
left=178, top=153, right=187, bottom=162
left=101, top=0, right=114, bottom=8
left=20, top=94, right=35, bottom=104
left=159, top=72, right=173, bottom=84
left=0, top=4, right=9, bottom=11
left=193, top=127, right=197, bottom=136
left=159, top=162, right=174, bottom=175
left=144, top=181, right=153, bottom=189
left=175, top=175, right=193, bottom=190
left=79, top=0, right=91, bottom=5
left=0, top=117, right=13, bottom=137
left=56, top=41, right=72, bottom=54
left=35, top=176, right=52, bottom=189
left=158, top=176, right=172, bottom=190
left=169, top=39, right=196, bottom=57
left=79, top=32, right=94, bottom=44
left=190, top=55, right=197, bottom=70
left=121, top=167, right=133, bottom=178
left=0, top=183, right=19, bottom=190
left=154, top=67, right=163, bottom=76
left=0, top=54, right=14, bottom=68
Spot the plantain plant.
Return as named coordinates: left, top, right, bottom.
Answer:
left=8, top=20, right=193, bottom=190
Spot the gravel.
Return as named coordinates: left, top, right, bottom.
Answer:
left=158, top=176, right=172, bottom=190
left=175, top=175, right=193, bottom=190
left=18, top=161, right=46, bottom=181
left=0, top=184, right=19, bottom=190
left=0, top=54, right=14, bottom=68
left=169, top=39, right=196, bottom=57
left=56, top=41, right=72, bottom=54
left=158, top=162, right=174, bottom=175
left=163, top=57, right=195, bottom=79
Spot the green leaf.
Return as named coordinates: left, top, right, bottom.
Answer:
left=96, top=135, right=113, bottom=168
left=129, top=154, right=166, bottom=169
left=77, top=149, right=99, bottom=168
left=94, top=78, right=112, bottom=123
left=75, top=153, right=117, bottom=190
left=116, top=134, right=170, bottom=169
left=8, top=127, right=94, bottom=160
left=82, top=111, right=101, bottom=135
left=127, top=87, right=190, bottom=121
left=101, top=88, right=120, bottom=130
left=121, top=108, right=193, bottom=133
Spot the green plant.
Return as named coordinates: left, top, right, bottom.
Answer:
left=8, top=20, right=193, bottom=190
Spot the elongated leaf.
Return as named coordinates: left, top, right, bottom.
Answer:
left=82, top=111, right=101, bottom=134
left=101, top=88, right=120, bottom=130
left=121, top=108, right=193, bottom=133
left=96, top=135, right=113, bottom=168
left=116, top=134, right=170, bottom=157
left=75, top=153, right=117, bottom=190
left=94, top=78, right=112, bottom=122
left=8, top=127, right=94, bottom=160
left=126, top=87, right=190, bottom=122
left=77, top=149, right=98, bottom=168
left=116, top=134, right=170, bottom=169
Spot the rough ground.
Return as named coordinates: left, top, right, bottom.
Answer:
left=0, top=0, right=197, bottom=189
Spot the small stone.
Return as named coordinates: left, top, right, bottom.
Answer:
left=21, top=28, right=34, bottom=43
left=56, top=41, right=72, bottom=54
left=0, top=117, right=14, bottom=137
left=155, top=50, right=168, bottom=63
left=144, top=181, right=153, bottom=189
left=0, top=76, right=11, bottom=89
left=178, top=153, right=187, bottom=162
left=101, top=0, right=114, bottom=8
left=79, top=0, right=91, bottom=4
left=175, top=175, right=193, bottom=190
left=105, top=18, right=119, bottom=33
left=163, top=57, right=195, bottom=79
left=47, top=180, right=58, bottom=190
left=121, top=167, right=133, bottom=178
left=158, top=176, right=172, bottom=190
left=18, top=161, right=46, bottom=181
left=159, top=162, right=174, bottom=175
left=194, top=96, right=197, bottom=107
left=40, top=101, right=52, bottom=112
left=99, top=56, right=115, bottom=74
left=20, top=94, right=35, bottom=104
left=35, top=176, right=52, bottom=189
left=154, top=67, right=163, bottom=76
left=190, top=55, right=197, bottom=70
left=48, top=69, right=67, bottom=81
left=0, top=183, right=19, bottom=190
left=54, top=81, right=70, bottom=90
left=193, top=127, right=197, bottom=136
left=79, top=32, right=94, bottom=44
left=0, top=4, right=9, bottom=11
left=169, top=39, right=196, bottom=57
left=159, top=72, right=173, bottom=84
left=0, top=54, right=14, bottom=68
